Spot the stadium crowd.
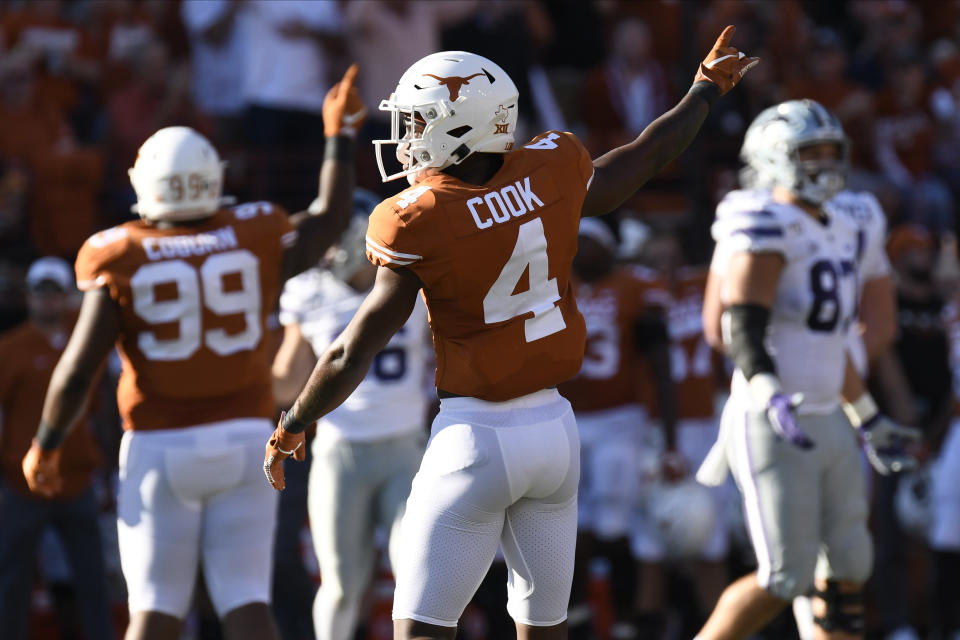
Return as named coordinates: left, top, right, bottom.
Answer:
left=1, top=0, right=959, bottom=639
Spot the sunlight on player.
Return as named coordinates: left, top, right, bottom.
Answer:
left=265, top=28, right=759, bottom=640
left=22, top=65, right=366, bottom=640
left=695, top=100, right=921, bottom=640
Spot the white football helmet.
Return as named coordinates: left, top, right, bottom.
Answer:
left=740, top=99, right=849, bottom=205
left=647, top=479, right=718, bottom=559
left=373, top=51, right=519, bottom=184
left=128, top=126, right=227, bottom=222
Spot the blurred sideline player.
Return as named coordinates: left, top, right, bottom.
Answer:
left=21, top=67, right=366, bottom=640
left=935, top=294, right=960, bottom=640
left=556, top=217, right=677, bottom=639
left=265, top=30, right=758, bottom=640
left=0, top=257, right=113, bottom=640
left=695, top=100, right=918, bottom=640
left=272, top=188, right=432, bottom=640
left=643, top=230, right=731, bottom=627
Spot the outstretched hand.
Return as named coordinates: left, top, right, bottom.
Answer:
left=322, top=63, right=367, bottom=137
left=695, top=25, right=760, bottom=95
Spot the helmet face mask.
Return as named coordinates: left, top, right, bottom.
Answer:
left=740, top=99, right=850, bottom=206
left=129, top=126, right=228, bottom=222
left=373, top=51, right=519, bottom=184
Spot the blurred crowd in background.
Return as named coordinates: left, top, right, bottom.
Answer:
left=3, top=0, right=960, bottom=639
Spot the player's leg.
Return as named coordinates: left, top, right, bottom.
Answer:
left=309, top=436, right=379, bottom=640
left=678, top=419, right=731, bottom=617
left=567, top=415, right=598, bottom=639
left=814, top=410, right=873, bottom=640
left=697, top=409, right=822, bottom=640
left=377, top=431, right=425, bottom=582
left=196, top=420, right=280, bottom=640
left=500, top=397, right=581, bottom=639
left=930, top=418, right=960, bottom=639
left=51, top=487, right=115, bottom=640
left=117, top=431, right=202, bottom=640
left=391, top=412, right=511, bottom=638
left=0, top=486, right=47, bottom=639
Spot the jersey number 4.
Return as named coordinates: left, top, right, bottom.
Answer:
left=131, top=250, right=262, bottom=360
left=482, top=218, right=566, bottom=342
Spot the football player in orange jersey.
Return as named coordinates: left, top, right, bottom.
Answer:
left=643, top=229, right=732, bottom=631
left=265, top=29, right=758, bottom=640
left=21, top=66, right=366, bottom=640
left=558, top=218, right=678, bottom=639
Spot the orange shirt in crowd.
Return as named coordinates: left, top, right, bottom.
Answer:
left=559, top=266, right=670, bottom=413
left=366, top=131, right=593, bottom=401
left=0, top=321, right=103, bottom=499
left=75, top=203, right=295, bottom=431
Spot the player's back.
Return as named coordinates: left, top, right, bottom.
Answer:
left=559, top=265, right=668, bottom=413
left=76, top=201, right=295, bottom=430
left=365, top=131, right=594, bottom=401
left=713, top=189, right=862, bottom=413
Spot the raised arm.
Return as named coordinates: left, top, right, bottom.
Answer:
left=281, top=64, right=367, bottom=280
left=582, top=26, right=759, bottom=218
left=264, top=266, right=423, bottom=490
left=23, top=288, right=121, bottom=496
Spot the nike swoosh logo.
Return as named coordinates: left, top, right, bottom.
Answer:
left=705, top=51, right=745, bottom=69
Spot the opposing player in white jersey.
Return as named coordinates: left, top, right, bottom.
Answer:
left=694, top=100, right=919, bottom=640
left=272, top=189, right=431, bottom=640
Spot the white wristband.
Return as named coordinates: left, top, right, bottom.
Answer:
left=748, top=372, right=783, bottom=408
left=841, top=393, right=878, bottom=428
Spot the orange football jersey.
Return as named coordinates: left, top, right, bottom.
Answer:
left=365, top=131, right=593, bottom=401
left=75, top=202, right=296, bottom=431
left=559, top=266, right=671, bottom=413
left=667, top=267, right=718, bottom=419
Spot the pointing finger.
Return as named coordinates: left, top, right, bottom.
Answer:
left=715, top=25, right=736, bottom=50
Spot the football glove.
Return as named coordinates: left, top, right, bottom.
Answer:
left=695, top=25, right=760, bottom=95
left=322, top=63, right=366, bottom=137
left=842, top=394, right=921, bottom=475
left=750, top=373, right=814, bottom=449
left=22, top=441, right=63, bottom=497
left=263, top=412, right=306, bottom=491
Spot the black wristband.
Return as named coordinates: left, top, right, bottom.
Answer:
left=687, top=81, right=721, bottom=107
left=36, top=421, right=66, bottom=451
left=281, top=410, right=311, bottom=435
left=324, top=135, right=355, bottom=162
left=723, top=303, right=777, bottom=380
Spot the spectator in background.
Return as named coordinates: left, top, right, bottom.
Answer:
left=105, top=37, right=205, bottom=221
left=0, top=0, right=101, bottom=121
left=239, top=0, right=344, bottom=210
left=875, top=50, right=954, bottom=233
left=581, top=18, right=671, bottom=155
left=341, top=0, right=478, bottom=195
left=181, top=0, right=245, bottom=128
left=0, top=49, right=103, bottom=258
left=872, top=225, right=953, bottom=640
left=0, top=257, right=112, bottom=640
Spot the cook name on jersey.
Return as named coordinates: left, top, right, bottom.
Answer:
left=365, top=130, right=593, bottom=401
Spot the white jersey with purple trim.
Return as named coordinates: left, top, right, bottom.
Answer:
left=279, top=268, right=431, bottom=441
left=824, top=190, right=891, bottom=376
left=712, top=189, right=864, bottom=414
